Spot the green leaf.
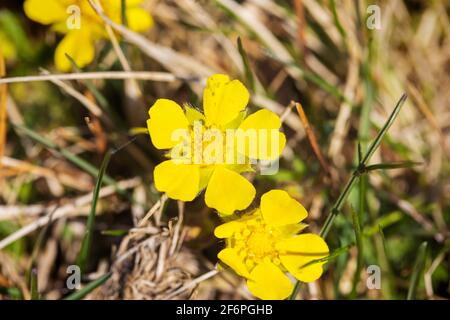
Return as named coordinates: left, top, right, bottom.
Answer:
left=407, top=242, right=428, bottom=300
left=63, top=273, right=111, bottom=300
left=101, top=229, right=128, bottom=237
left=30, top=268, right=39, bottom=300
left=329, top=0, right=347, bottom=39
left=76, top=151, right=111, bottom=274
left=298, top=244, right=353, bottom=270
left=365, top=161, right=422, bottom=172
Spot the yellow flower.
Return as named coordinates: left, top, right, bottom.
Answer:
left=214, top=190, right=329, bottom=300
left=147, top=74, right=286, bottom=215
left=23, top=0, right=153, bottom=71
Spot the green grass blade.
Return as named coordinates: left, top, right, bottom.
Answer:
left=407, top=242, right=428, bottom=300
left=360, top=93, right=408, bottom=165
left=65, top=53, right=110, bottom=109
left=365, top=161, right=422, bottom=171
left=376, top=226, right=394, bottom=298
left=63, top=272, right=111, bottom=300
left=13, top=124, right=116, bottom=186
left=30, top=268, right=39, bottom=300
left=329, top=0, right=347, bottom=39
left=76, top=151, right=111, bottom=274
left=101, top=229, right=128, bottom=237
left=237, top=37, right=255, bottom=92
left=298, top=244, right=353, bottom=270
left=350, top=205, right=364, bottom=298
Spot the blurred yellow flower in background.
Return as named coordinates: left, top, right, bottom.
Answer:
left=23, top=0, right=153, bottom=71
left=147, top=74, right=286, bottom=215
left=214, top=190, right=329, bottom=300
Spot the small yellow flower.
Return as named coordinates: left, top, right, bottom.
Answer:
left=23, top=0, right=153, bottom=71
left=147, top=74, right=286, bottom=215
left=214, top=190, right=329, bottom=300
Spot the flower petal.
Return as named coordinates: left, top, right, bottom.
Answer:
left=24, top=0, right=67, bottom=25
left=205, top=167, right=255, bottom=215
left=239, top=109, right=282, bottom=131
left=203, top=74, right=249, bottom=127
left=247, top=262, right=293, bottom=300
left=147, top=99, right=190, bottom=149
left=278, top=234, right=329, bottom=283
left=236, top=109, right=285, bottom=160
left=55, top=29, right=95, bottom=71
left=218, top=248, right=250, bottom=278
left=153, top=160, right=199, bottom=201
left=214, top=221, right=245, bottom=238
left=126, top=8, right=153, bottom=32
left=260, top=190, right=307, bottom=227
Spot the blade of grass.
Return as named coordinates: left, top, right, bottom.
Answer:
left=76, top=151, right=111, bottom=274
left=0, top=49, right=7, bottom=169
left=365, top=161, right=422, bottom=171
left=363, top=211, right=403, bottom=237
left=298, top=243, right=353, bottom=270
left=264, top=49, right=349, bottom=103
left=295, top=102, right=331, bottom=175
left=237, top=37, right=255, bottom=92
left=360, top=94, right=408, bottom=165
left=407, top=242, right=428, bottom=300
left=329, top=0, right=347, bottom=39
left=375, top=226, right=394, bottom=298
left=13, top=123, right=115, bottom=185
left=63, top=272, right=111, bottom=300
left=65, top=53, right=110, bottom=110
left=101, top=229, right=128, bottom=237
left=350, top=205, right=364, bottom=298
left=30, top=268, right=39, bottom=300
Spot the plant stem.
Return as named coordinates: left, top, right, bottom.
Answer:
left=289, top=94, right=408, bottom=299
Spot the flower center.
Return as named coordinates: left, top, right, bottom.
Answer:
left=246, top=229, right=275, bottom=258
left=170, top=121, right=245, bottom=166
left=232, top=216, right=281, bottom=269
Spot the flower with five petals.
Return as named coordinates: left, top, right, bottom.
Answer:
left=214, top=190, right=329, bottom=299
left=147, top=74, right=286, bottom=215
